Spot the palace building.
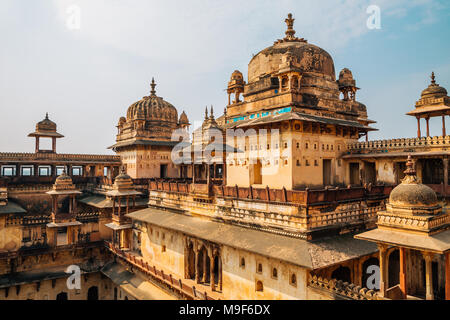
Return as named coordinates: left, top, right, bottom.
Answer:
left=0, top=13, right=448, bottom=300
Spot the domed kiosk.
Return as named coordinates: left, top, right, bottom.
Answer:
left=356, top=156, right=450, bottom=300
left=109, top=78, right=190, bottom=178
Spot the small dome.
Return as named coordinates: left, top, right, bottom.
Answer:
left=230, top=70, right=244, bottom=81
left=389, top=156, right=438, bottom=209
left=36, top=113, right=57, bottom=132
left=338, top=68, right=356, bottom=88
left=51, top=170, right=77, bottom=192
left=421, top=72, right=448, bottom=99
left=113, top=168, right=134, bottom=191
left=179, top=111, right=189, bottom=125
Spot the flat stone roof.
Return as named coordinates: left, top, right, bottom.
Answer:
left=101, top=262, right=176, bottom=300
left=355, top=228, right=450, bottom=254
left=79, top=195, right=149, bottom=209
left=127, top=207, right=378, bottom=269
left=0, top=201, right=27, bottom=215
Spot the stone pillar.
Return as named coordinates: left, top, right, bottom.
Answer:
left=35, top=137, right=39, bottom=153
left=444, top=158, right=448, bottom=193
left=378, top=243, right=388, bottom=297
left=288, top=75, right=292, bottom=91
left=426, top=117, right=430, bottom=137
left=417, top=117, right=421, bottom=138
left=202, top=250, right=207, bottom=282
left=194, top=248, right=200, bottom=284
left=218, top=257, right=222, bottom=291
left=399, top=247, right=407, bottom=299
left=278, top=76, right=282, bottom=92
left=423, top=252, right=434, bottom=300
left=52, top=137, right=56, bottom=153
left=443, top=115, right=447, bottom=137
left=446, top=252, right=450, bottom=300
left=210, top=254, right=215, bottom=291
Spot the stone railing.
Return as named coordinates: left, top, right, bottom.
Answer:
left=105, top=242, right=216, bottom=300
left=0, top=152, right=121, bottom=162
left=309, top=274, right=379, bottom=300
left=149, top=180, right=391, bottom=206
left=347, top=135, right=450, bottom=152
left=307, top=205, right=382, bottom=229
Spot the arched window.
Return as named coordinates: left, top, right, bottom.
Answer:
left=256, top=281, right=264, bottom=292
left=290, top=273, right=297, bottom=286
left=272, top=268, right=278, bottom=279
left=257, top=263, right=263, bottom=274
left=240, top=257, right=245, bottom=268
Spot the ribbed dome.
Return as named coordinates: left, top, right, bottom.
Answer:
left=126, top=95, right=178, bottom=123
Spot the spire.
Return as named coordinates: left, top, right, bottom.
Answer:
left=150, top=77, right=156, bottom=96
left=402, top=155, right=418, bottom=184
left=431, top=72, right=436, bottom=85
left=205, top=106, right=208, bottom=120
left=275, top=13, right=306, bottom=44
left=285, top=13, right=296, bottom=40
left=210, top=105, right=214, bottom=120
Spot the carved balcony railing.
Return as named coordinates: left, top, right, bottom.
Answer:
left=149, top=180, right=392, bottom=206
left=105, top=242, right=216, bottom=300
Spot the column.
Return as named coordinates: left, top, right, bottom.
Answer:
left=210, top=254, right=215, bottom=291
left=278, top=76, right=282, bottom=92
left=52, top=137, right=56, bottom=153
left=218, top=257, right=222, bottom=291
left=202, top=250, right=207, bottom=282
left=399, top=247, right=407, bottom=299
left=446, top=252, right=450, bottom=300
left=35, top=137, right=39, bottom=153
left=417, top=117, right=421, bottom=138
left=444, top=159, right=448, bottom=193
left=194, top=249, right=200, bottom=284
left=378, top=244, right=388, bottom=297
left=423, top=252, right=434, bottom=300
left=443, top=115, right=447, bottom=137
left=192, top=164, right=195, bottom=184
left=288, top=75, right=292, bottom=91
left=426, top=117, right=430, bottom=137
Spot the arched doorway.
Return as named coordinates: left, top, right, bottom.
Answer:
left=87, top=286, right=98, bottom=300
left=362, top=257, right=379, bottom=289
left=331, top=266, right=351, bottom=283
left=388, top=249, right=400, bottom=288
left=56, top=292, right=68, bottom=300
left=186, top=243, right=195, bottom=280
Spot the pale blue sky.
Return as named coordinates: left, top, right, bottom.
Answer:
left=0, top=0, right=449, bottom=154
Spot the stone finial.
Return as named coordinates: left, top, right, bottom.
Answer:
left=205, top=106, right=208, bottom=120
left=45, top=112, right=49, bottom=120
left=285, top=13, right=296, bottom=40
left=210, top=105, right=214, bottom=119
left=402, top=155, right=418, bottom=184
left=431, top=72, right=436, bottom=85
left=150, top=77, right=156, bottom=96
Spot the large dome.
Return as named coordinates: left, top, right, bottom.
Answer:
left=248, top=41, right=336, bottom=83
left=126, top=95, right=178, bottom=123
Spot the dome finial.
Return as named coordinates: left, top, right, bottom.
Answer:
left=402, top=155, right=418, bottom=184
left=205, top=106, right=208, bottom=120
left=150, top=77, right=156, bottom=96
left=431, top=72, right=436, bottom=85
left=285, top=13, right=296, bottom=40
left=210, top=105, right=214, bottom=119
left=45, top=112, right=49, bottom=120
